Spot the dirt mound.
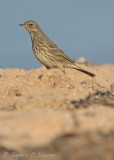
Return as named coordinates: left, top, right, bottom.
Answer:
left=0, top=64, right=114, bottom=160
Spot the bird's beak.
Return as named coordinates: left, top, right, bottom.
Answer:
left=19, top=24, right=27, bottom=28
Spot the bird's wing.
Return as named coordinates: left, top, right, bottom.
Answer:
left=47, top=42, right=73, bottom=63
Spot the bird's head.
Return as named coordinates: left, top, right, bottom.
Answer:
left=20, top=20, right=38, bottom=33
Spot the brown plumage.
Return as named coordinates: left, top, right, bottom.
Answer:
left=20, top=20, right=95, bottom=77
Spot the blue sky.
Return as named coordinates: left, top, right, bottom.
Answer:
left=0, top=0, right=114, bottom=69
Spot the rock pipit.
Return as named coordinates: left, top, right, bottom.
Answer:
left=20, top=20, right=95, bottom=77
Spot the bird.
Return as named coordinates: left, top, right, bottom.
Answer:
left=20, top=20, right=95, bottom=77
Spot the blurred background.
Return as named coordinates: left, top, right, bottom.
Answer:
left=0, top=0, right=114, bottom=70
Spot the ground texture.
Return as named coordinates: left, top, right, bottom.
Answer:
left=0, top=63, right=114, bottom=160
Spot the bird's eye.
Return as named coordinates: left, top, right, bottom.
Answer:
left=29, top=24, right=33, bottom=27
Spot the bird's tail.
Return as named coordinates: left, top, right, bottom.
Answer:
left=71, top=64, right=95, bottom=77
left=76, top=68, right=95, bottom=77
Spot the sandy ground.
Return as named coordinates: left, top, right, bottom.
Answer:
left=0, top=63, right=114, bottom=160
